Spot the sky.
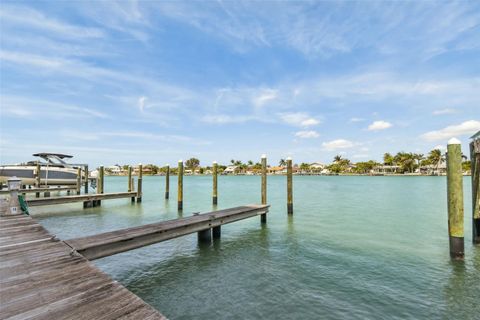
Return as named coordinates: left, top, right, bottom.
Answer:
left=0, top=1, right=479, bottom=167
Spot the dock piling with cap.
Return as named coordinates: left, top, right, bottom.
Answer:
left=84, top=165, right=89, bottom=194
left=287, top=157, right=293, bottom=214
left=137, top=164, right=143, bottom=203
left=261, top=154, right=267, bottom=223
left=35, top=163, right=41, bottom=198
left=470, top=132, right=480, bottom=244
left=165, top=164, right=170, bottom=200
left=76, top=168, right=81, bottom=195
left=213, top=161, right=218, bottom=205
left=128, top=166, right=135, bottom=203
left=178, top=160, right=183, bottom=210
left=447, top=138, right=464, bottom=259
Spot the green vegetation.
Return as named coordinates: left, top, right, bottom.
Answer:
left=101, top=148, right=472, bottom=176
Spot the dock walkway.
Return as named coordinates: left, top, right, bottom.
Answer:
left=0, top=214, right=166, bottom=320
left=25, top=192, right=137, bottom=207
left=66, top=204, right=269, bottom=260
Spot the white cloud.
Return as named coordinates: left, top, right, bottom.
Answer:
left=322, top=139, right=355, bottom=150
left=279, top=112, right=320, bottom=127
left=433, top=145, right=447, bottom=152
left=201, top=114, right=251, bottom=124
left=253, top=89, right=277, bottom=107
left=432, top=108, right=456, bottom=115
left=349, top=117, right=365, bottom=122
left=138, top=96, right=147, bottom=112
left=367, top=120, right=393, bottom=131
left=295, top=130, right=319, bottom=139
left=0, top=5, right=104, bottom=39
left=421, top=120, right=480, bottom=141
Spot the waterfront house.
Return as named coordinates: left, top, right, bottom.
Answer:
left=105, top=165, right=123, bottom=175
left=268, top=166, right=284, bottom=175
left=372, top=165, right=401, bottom=174
left=223, top=165, right=238, bottom=175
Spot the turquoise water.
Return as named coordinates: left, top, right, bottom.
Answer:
left=33, top=176, right=479, bottom=319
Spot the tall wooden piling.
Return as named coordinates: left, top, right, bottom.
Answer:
left=178, top=160, right=183, bottom=210
left=447, top=138, right=464, bottom=259
left=165, top=164, right=170, bottom=199
left=261, top=154, right=267, bottom=223
left=287, top=157, right=293, bottom=214
left=97, top=166, right=104, bottom=206
left=76, top=168, right=81, bottom=195
left=84, top=165, right=89, bottom=194
left=137, top=164, right=143, bottom=203
left=35, top=163, right=41, bottom=198
left=470, top=134, right=480, bottom=244
left=128, top=166, right=135, bottom=203
left=213, top=161, right=218, bottom=205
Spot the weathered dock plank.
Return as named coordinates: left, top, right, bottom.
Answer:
left=25, top=192, right=138, bottom=207
left=0, top=214, right=166, bottom=320
left=66, top=204, right=269, bottom=260
left=0, top=187, right=77, bottom=195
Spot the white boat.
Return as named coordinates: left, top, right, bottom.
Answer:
left=0, top=153, right=85, bottom=186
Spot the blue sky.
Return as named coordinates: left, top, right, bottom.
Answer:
left=1, top=1, right=479, bottom=167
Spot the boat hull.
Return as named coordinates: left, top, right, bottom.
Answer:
left=0, top=166, right=78, bottom=186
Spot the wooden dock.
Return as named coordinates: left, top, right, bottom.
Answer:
left=25, top=192, right=138, bottom=207
left=0, top=214, right=166, bottom=320
left=0, top=186, right=77, bottom=195
left=66, top=204, right=270, bottom=260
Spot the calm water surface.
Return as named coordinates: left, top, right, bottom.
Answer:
left=33, top=176, right=479, bottom=319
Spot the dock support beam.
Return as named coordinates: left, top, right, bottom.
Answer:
left=165, top=164, right=170, bottom=199
left=178, top=160, right=183, bottom=210
left=198, top=228, right=212, bottom=243
left=287, top=157, right=293, bottom=214
left=213, top=161, right=218, bottom=205
left=35, top=163, right=41, bottom=198
left=471, top=138, right=480, bottom=244
left=84, top=165, right=89, bottom=194
left=137, top=164, right=142, bottom=203
left=261, top=154, right=267, bottom=223
left=447, top=138, right=464, bottom=259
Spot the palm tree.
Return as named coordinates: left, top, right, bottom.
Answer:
left=247, top=160, right=253, bottom=166
left=413, top=153, right=424, bottom=166
left=334, top=155, right=343, bottom=163
left=428, top=149, right=442, bottom=174
left=383, top=153, right=394, bottom=166
left=279, top=159, right=286, bottom=167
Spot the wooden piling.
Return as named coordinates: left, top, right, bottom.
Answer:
left=447, top=138, right=464, bottom=259
left=212, top=225, right=221, bottom=239
left=84, top=165, right=89, bottom=194
left=128, top=166, right=132, bottom=192
left=471, top=138, right=480, bottom=244
left=137, top=164, right=142, bottom=203
left=35, top=163, right=41, bottom=198
left=213, top=161, right=218, bottom=205
left=178, top=160, right=183, bottom=210
left=97, top=166, right=104, bottom=206
left=261, top=154, right=267, bottom=223
left=198, top=229, right=212, bottom=243
left=287, top=157, right=293, bottom=214
left=76, top=167, right=81, bottom=195
left=165, top=164, right=170, bottom=199
left=128, top=166, right=134, bottom=203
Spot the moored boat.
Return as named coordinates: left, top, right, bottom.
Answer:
left=0, top=153, right=85, bottom=186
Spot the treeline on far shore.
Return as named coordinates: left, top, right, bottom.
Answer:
left=100, top=148, right=472, bottom=176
